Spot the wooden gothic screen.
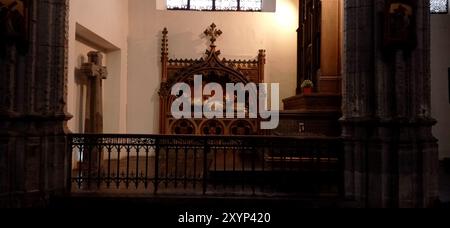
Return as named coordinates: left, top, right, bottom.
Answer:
left=159, top=23, right=266, bottom=135
left=297, top=0, right=321, bottom=94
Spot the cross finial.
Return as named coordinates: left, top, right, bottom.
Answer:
left=82, top=51, right=107, bottom=79
left=204, top=23, right=222, bottom=46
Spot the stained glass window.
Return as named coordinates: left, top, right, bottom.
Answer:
left=167, top=0, right=188, bottom=10
left=190, top=0, right=213, bottom=11
left=215, top=0, right=238, bottom=11
left=167, top=0, right=262, bottom=11
left=240, top=0, right=262, bottom=11
left=431, top=0, right=449, bottom=14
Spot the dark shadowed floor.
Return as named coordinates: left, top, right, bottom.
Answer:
left=51, top=159, right=450, bottom=209
left=441, top=160, right=450, bottom=207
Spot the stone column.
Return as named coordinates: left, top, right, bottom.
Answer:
left=0, top=0, right=71, bottom=207
left=342, top=0, right=439, bottom=208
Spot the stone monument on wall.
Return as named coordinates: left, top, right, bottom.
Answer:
left=80, top=51, right=107, bottom=134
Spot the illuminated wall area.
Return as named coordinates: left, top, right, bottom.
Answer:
left=127, top=0, right=299, bottom=133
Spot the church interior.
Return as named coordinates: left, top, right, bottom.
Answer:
left=1, top=0, right=450, bottom=209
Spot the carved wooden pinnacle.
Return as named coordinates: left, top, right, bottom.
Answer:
left=204, top=23, right=222, bottom=46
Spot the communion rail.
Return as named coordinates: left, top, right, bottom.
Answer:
left=68, top=134, right=343, bottom=197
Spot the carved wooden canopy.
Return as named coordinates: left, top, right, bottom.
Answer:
left=159, top=23, right=266, bottom=135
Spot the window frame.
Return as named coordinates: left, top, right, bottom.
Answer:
left=430, top=0, right=449, bottom=14
left=167, top=0, right=263, bottom=12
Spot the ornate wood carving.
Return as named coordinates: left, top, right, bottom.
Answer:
left=203, top=23, right=222, bottom=46
left=159, top=23, right=266, bottom=135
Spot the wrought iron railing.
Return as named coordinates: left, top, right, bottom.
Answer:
left=68, top=134, right=343, bottom=197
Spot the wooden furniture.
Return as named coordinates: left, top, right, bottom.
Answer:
left=297, top=0, right=321, bottom=94
left=274, top=0, right=342, bottom=137
left=158, top=24, right=266, bottom=135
